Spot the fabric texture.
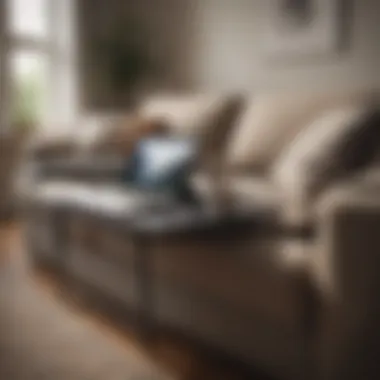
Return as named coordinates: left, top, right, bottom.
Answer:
left=21, top=89, right=380, bottom=380
left=139, top=94, right=238, bottom=137
left=36, top=156, right=126, bottom=182
left=311, top=179, right=380, bottom=380
left=89, top=115, right=169, bottom=157
left=226, top=90, right=375, bottom=172
left=26, top=131, right=77, bottom=161
left=272, top=105, right=380, bottom=226
left=191, top=172, right=281, bottom=213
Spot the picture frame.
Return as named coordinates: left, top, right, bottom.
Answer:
left=265, top=0, right=343, bottom=60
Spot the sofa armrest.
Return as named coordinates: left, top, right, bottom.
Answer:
left=312, top=171, right=380, bottom=379
left=24, top=132, right=76, bottom=162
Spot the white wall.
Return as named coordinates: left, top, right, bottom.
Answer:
left=188, top=0, right=380, bottom=92
left=79, top=0, right=380, bottom=109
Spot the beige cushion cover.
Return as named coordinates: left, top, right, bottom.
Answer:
left=88, top=116, right=168, bottom=156
left=227, top=90, right=374, bottom=172
left=139, top=95, right=234, bottom=136
left=191, top=172, right=281, bottom=211
left=272, top=106, right=372, bottom=226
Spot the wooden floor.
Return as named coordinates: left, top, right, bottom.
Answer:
left=0, top=222, right=269, bottom=380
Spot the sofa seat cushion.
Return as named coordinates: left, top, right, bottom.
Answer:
left=227, top=175, right=283, bottom=211
left=26, top=181, right=173, bottom=220
left=191, top=172, right=282, bottom=213
left=36, top=156, right=126, bottom=182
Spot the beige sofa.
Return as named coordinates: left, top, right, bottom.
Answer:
left=23, top=89, right=380, bottom=380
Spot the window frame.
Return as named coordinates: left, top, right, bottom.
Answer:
left=0, top=0, right=77, bottom=132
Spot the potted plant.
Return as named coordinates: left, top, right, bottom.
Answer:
left=96, top=23, right=151, bottom=108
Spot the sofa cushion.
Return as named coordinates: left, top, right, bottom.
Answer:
left=87, top=115, right=169, bottom=156
left=272, top=105, right=380, bottom=226
left=139, top=94, right=237, bottom=135
left=191, top=172, right=282, bottom=213
left=37, top=156, right=126, bottom=182
left=26, top=117, right=130, bottom=160
left=27, top=181, right=173, bottom=219
left=226, top=90, right=375, bottom=173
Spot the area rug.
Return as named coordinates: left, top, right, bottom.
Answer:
left=0, top=264, right=170, bottom=380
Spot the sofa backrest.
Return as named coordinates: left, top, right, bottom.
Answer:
left=225, top=89, right=377, bottom=174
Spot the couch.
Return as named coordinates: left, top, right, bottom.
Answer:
left=21, top=89, right=380, bottom=380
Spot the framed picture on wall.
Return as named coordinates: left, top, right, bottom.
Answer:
left=265, top=0, right=343, bottom=60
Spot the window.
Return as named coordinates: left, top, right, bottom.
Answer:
left=9, top=0, right=49, bottom=39
left=10, top=51, right=49, bottom=128
left=0, top=0, right=77, bottom=132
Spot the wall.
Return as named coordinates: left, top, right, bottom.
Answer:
left=78, top=0, right=380, bottom=109
left=78, top=0, right=197, bottom=109
left=190, top=0, right=380, bottom=92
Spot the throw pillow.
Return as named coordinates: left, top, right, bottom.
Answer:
left=272, top=105, right=380, bottom=225
left=226, top=90, right=375, bottom=172
left=90, top=115, right=169, bottom=156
